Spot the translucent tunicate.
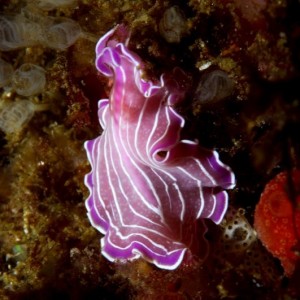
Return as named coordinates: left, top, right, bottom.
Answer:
left=0, top=100, right=35, bottom=134
left=159, top=6, right=187, bottom=43
left=0, top=15, right=25, bottom=51
left=194, top=70, right=234, bottom=104
left=0, top=15, right=42, bottom=51
left=43, top=18, right=82, bottom=50
left=0, top=58, right=14, bottom=88
left=12, top=63, right=46, bottom=96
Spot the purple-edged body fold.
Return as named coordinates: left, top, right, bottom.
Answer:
left=84, top=25, right=235, bottom=270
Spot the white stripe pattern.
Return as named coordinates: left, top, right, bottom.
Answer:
left=84, top=25, right=235, bottom=270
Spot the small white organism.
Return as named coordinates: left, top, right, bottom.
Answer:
left=12, top=63, right=46, bottom=96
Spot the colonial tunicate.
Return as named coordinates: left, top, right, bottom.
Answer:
left=12, top=63, right=46, bottom=96
left=0, top=58, right=14, bottom=88
left=219, top=207, right=256, bottom=253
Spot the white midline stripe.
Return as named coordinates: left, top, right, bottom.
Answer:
left=108, top=121, right=164, bottom=228
left=129, top=80, right=163, bottom=210
left=146, top=105, right=170, bottom=160
left=135, top=87, right=160, bottom=164
left=111, top=65, right=161, bottom=215
left=172, top=182, right=185, bottom=221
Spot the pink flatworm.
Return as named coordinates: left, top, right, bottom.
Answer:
left=84, top=25, right=235, bottom=270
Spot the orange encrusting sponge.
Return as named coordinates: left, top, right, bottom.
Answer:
left=254, top=170, right=300, bottom=277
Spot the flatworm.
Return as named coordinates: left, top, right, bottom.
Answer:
left=84, top=25, right=235, bottom=269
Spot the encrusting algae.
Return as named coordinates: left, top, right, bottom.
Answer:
left=0, top=0, right=300, bottom=299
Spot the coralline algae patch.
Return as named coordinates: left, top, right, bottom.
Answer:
left=254, top=170, right=300, bottom=277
